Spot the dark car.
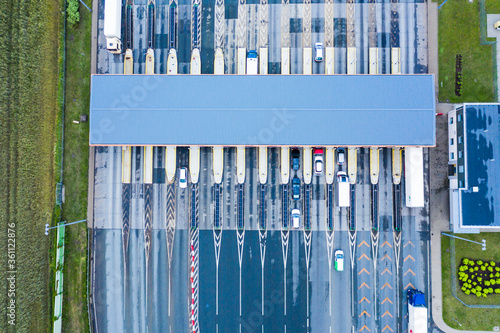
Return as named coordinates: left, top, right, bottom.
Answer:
left=291, top=148, right=300, bottom=171
left=292, top=177, right=301, bottom=200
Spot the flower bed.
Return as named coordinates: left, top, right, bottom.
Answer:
left=458, top=258, right=500, bottom=297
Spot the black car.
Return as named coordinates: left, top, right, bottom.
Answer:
left=292, top=177, right=301, bottom=200
left=291, top=149, right=300, bottom=171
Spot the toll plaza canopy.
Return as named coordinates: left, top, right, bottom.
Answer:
left=89, top=74, right=436, bottom=146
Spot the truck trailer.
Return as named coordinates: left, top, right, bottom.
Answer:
left=104, top=0, right=123, bottom=53
left=337, top=171, right=350, bottom=207
left=408, top=289, right=427, bottom=333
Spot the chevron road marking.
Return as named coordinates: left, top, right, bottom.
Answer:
left=358, top=268, right=370, bottom=275
left=403, top=241, right=414, bottom=248
left=382, top=325, right=393, bottom=332
left=359, top=325, right=371, bottom=332
left=381, top=283, right=392, bottom=290
left=404, top=282, right=415, bottom=290
left=381, top=311, right=393, bottom=318
left=358, top=253, right=370, bottom=261
left=381, top=254, right=392, bottom=261
left=358, top=240, right=369, bottom=248
left=359, top=310, right=371, bottom=317
left=381, top=241, right=392, bottom=248
left=381, top=268, right=392, bottom=275
left=359, top=282, right=370, bottom=289
left=404, top=269, right=416, bottom=276
left=359, top=297, right=371, bottom=304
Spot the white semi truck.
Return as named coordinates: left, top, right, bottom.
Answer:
left=104, top=0, right=122, bottom=53
left=337, top=171, right=350, bottom=207
left=246, top=50, right=258, bottom=74
left=408, top=289, right=427, bottom=333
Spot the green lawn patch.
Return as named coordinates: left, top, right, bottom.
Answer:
left=60, top=4, right=92, bottom=333
left=442, top=233, right=500, bottom=330
left=438, top=0, right=498, bottom=102
left=0, top=0, right=61, bottom=331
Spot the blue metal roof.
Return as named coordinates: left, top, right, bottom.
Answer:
left=89, top=74, right=436, bottom=146
left=461, top=104, right=500, bottom=227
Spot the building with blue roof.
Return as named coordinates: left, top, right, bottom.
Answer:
left=448, top=103, right=500, bottom=232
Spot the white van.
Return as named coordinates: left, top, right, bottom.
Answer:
left=314, top=43, right=323, bottom=62
left=292, top=209, right=300, bottom=229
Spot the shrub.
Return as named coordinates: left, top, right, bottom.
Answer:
left=485, top=281, right=490, bottom=287
left=468, top=279, right=472, bottom=283
left=495, top=289, right=500, bottom=294
left=491, top=261, right=496, bottom=266
left=473, top=282, right=478, bottom=286
left=477, top=260, right=483, bottom=265
left=465, top=290, right=471, bottom=295
left=496, top=273, right=500, bottom=278
left=489, top=267, right=494, bottom=272
left=475, top=267, right=479, bottom=271
left=470, top=261, right=475, bottom=266
left=463, top=258, right=469, bottom=265
left=469, top=268, right=474, bottom=273
left=478, top=277, right=482, bottom=282
left=481, top=266, right=486, bottom=271
left=477, top=286, right=482, bottom=291
left=496, top=267, right=500, bottom=271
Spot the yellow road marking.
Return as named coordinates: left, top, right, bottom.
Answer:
left=404, top=269, right=416, bottom=276
left=382, top=325, right=393, bottom=332
left=381, top=283, right=392, bottom=290
left=358, top=240, right=369, bottom=248
left=381, top=241, right=392, bottom=248
left=359, top=310, right=371, bottom=317
left=404, top=282, right=415, bottom=290
left=403, top=255, right=415, bottom=262
left=358, top=253, right=370, bottom=261
left=381, top=311, right=393, bottom=318
left=381, top=268, right=392, bottom=275
left=358, top=268, right=370, bottom=275
left=381, top=254, right=392, bottom=261
left=359, top=297, right=371, bottom=304
left=359, top=325, right=371, bottom=332
left=359, top=282, right=370, bottom=289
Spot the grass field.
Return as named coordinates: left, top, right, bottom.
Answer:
left=438, top=0, right=499, bottom=103
left=442, top=233, right=500, bottom=330
left=0, top=0, right=61, bottom=331
left=60, top=5, right=92, bottom=332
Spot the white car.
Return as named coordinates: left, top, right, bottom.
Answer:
left=291, top=209, right=300, bottom=229
left=337, top=148, right=345, bottom=165
left=179, top=167, right=188, bottom=188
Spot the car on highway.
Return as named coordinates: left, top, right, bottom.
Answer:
left=337, top=148, right=345, bottom=165
left=291, top=209, right=300, bottom=229
left=334, top=250, right=344, bottom=271
left=314, top=148, right=324, bottom=174
left=292, top=177, right=301, bottom=200
left=291, top=148, right=300, bottom=171
left=314, top=42, right=323, bottom=62
left=179, top=167, right=188, bottom=188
